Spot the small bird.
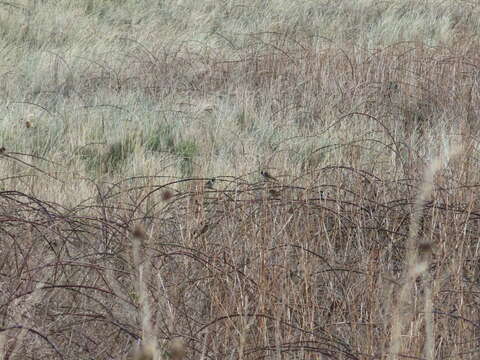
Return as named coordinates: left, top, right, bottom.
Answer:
left=269, top=189, right=281, bottom=198
left=193, top=222, right=209, bottom=237
left=260, top=170, right=278, bottom=182
left=205, top=178, right=216, bottom=189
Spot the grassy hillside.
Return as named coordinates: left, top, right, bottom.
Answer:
left=1, top=0, right=480, bottom=359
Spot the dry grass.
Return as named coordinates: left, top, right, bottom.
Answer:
left=1, top=0, right=480, bottom=359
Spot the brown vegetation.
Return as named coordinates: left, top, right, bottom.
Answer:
left=1, top=1, right=480, bottom=359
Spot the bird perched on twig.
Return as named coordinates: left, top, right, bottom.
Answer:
left=205, top=178, right=216, bottom=189
left=260, top=170, right=278, bottom=182
left=269, top=189, right=281, bottom=198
